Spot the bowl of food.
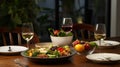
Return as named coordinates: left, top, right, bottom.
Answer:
left=21, top=43, right=76, bottom=64
left=72, top=39, right=97, bottom=55
left=48, top=28, right=73, bottom=46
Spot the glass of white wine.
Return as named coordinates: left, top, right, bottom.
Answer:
left=22, top=23, right=34, bottom=48
left=94, top=23, right=106, bottom=46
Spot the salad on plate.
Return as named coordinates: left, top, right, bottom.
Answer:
left=23, top=45, right=73, bottom=58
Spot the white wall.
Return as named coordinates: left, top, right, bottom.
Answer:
left=111, top=0, right=117, bottom=37
left=116, top=0, right=120, bottom=36
left=111, top=0, right=120, bottom=37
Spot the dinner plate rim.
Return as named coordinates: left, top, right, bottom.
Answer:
left=86, top=53, right=120, bottom=63
left=0, top=45, right=28, bottom=54
left=93, top=40, right=120, bottom=47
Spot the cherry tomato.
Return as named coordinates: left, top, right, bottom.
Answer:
left=57, top=47, right=64, bottom=52
left=84, top=43, right=91, bottom=50
left=72, top=39, right=80, bottom=46
left=53, top=30, right=60, bottom=36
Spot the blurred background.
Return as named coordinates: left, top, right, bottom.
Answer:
left=0, top=0, right=119, bottom=42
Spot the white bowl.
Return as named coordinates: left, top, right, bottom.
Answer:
left=50, top=35, right=73, bottom=46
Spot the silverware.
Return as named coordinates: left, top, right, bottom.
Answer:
left=14, top=59, right=29, bottom=67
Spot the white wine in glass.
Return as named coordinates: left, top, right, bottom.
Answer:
left=94, top=33, right=106, bottom=40
left=22, top=33, right=34, bottom=41
left=94, top=23, right=106, bottom=46
left=22, top=23, right=34, bottom=48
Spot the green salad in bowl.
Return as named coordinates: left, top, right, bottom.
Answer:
left=48, top=28, right=73, bottom=37
left=48, top=28, right=73, bottom=46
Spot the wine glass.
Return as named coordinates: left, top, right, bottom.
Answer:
left=94, top=23, right=106, bottom=46
left=22, top=23, right=34, bottom=48
left=61, top=17, right=73, bottom=32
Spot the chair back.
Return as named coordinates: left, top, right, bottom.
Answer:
left=72, top=23, right=95, bottom=40
left=0, top=27, right=39, bottom=46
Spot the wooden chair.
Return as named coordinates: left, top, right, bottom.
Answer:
left=0, top=27, right=40, bottom=46
left=72, top=23, right=95, bottom=40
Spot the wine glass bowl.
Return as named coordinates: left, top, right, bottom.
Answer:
left=94, top=23, right=106, bottom=46
left=22, top=23, right=34, bottom=48
left=22, top=33, right=34, bottom=42
left=61, top=17, right=73, bottom=32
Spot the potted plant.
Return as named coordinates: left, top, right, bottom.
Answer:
left=0, top=0, right=41, bottom=28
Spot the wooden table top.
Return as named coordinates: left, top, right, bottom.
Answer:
left=0, top=37, right=120, bottom=67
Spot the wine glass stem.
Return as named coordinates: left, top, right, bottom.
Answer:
left=99, top=40, right=101, bottom=46
left=26, top=40, right=30, bottom=49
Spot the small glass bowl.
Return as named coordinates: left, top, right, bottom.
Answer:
left=75, top=46, right=96, bottom=55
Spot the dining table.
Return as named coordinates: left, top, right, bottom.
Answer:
left=0, top=37, right=120, bottom=67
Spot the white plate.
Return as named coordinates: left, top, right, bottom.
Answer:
left=93, top=40, right=120, bottom=47
left=86, top=53, right=120, bottom=63
left=0, top=46, right=28, bottom=55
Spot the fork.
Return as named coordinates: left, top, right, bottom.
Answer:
left=14, top=58, right=29, bottom=67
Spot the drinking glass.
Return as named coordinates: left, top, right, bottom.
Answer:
left=61, top=17, right=73, bottom=32
left=22, top=23, right=34, bottom=48
left=94, top=23, right=106, bottom=46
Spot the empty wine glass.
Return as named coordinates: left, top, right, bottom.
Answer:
left=61, top=17, right=73, bottom=32
left=94, top=23, right=106, bottom=46
left=22, top=23, right=34, bottom=48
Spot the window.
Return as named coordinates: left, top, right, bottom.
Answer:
left=36, top=0, right=111, bottom=42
